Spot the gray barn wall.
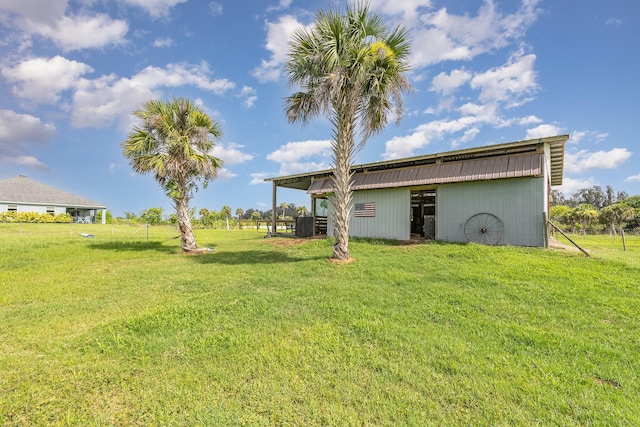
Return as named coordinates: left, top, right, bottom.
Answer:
left=436, top=177, right=545, bottom=246
left=326, top=187, right=410, bottom=240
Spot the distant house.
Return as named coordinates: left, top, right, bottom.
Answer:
left=0, top=175, right=107, bottom=224
left=265, top=135, right=569, bottom=247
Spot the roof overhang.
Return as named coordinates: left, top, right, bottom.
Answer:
left=265, top=134, right=569, bottom=191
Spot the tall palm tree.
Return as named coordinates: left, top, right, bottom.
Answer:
left=122, top=98, right=223, bottom=252
left=235, top=207, right=244, bottom=229
left=284, top=2, right=411, bottom=260
left=199, top=208, right=210, bottom=228
left=222, top=205, right=232, bottom=231
left=279, top=202, right=289, bottom=220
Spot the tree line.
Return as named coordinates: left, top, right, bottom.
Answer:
left=550, top=185, right=640, bottom=235
left=103, top=202, right=310, bottom=228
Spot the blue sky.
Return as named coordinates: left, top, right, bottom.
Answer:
left=1, top=0, right=638, bottom=217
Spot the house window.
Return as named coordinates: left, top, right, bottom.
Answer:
left=7, top=204, right=17, bottom=213
left=46, top=206, right=55, bottom=216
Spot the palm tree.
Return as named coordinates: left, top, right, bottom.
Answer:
left=297, top=205, right=308, bottom=217
left=600, top=203, right=635, bottom=235
left=572, top=204, right=598, bottom=235
left=279, top=202, right=289, bottom=220
left=122, top=98, right=223, bottom=252
left=251, top=211, right=262, bottom=230
left=284, top=3, right=411, bottom=260
left=236, top=208, right=244, bottom=229
left=199, top=208, right=210, bottom=228
left=222, top=205, right=232, bottom=231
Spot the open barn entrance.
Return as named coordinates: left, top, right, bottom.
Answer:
left=411, top=189, right=436, bottom=239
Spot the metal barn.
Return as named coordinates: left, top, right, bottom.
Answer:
left=265, top=135, right=568, bottom=247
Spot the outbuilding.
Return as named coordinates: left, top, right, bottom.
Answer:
left=0, top=175, right=107, bottom=224
left=265, top=135, right=568, bottom=247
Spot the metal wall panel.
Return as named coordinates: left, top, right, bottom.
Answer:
left=325, top=187, right=410, bottom=240
left=436, top=177, right=545, bottom=246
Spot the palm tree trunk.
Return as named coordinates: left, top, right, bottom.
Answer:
left=176, top=199, right=198, bottom=252
left=331, top=96, right=356, bottom=260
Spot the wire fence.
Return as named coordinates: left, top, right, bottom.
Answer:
left=0, top=222, right=177, bottom=241
left=548, top=224, right=640, bottom=264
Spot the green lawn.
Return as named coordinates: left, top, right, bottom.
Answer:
left=1, top=224, right=638, bottom=426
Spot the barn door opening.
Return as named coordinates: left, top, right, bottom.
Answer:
left=411, top=189, right=436, bottom=239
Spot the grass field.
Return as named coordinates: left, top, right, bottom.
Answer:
left=1, top=224, right=639, bottom=426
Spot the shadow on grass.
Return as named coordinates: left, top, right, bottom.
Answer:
left=86, top=241, right=325, bottom=265
left=87, top=240, right=177, bottom=254
left=189, top=249, right=327, bottom=265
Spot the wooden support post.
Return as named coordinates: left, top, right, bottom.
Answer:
left=271, top=181, right=277, bottom=236
left=547, top=220, right=590, bottom=257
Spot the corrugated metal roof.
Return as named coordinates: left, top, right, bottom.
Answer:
left=307, top=152, right=542, bottom=194
left=0, top=176, right=106, bottom=208
left=267, top=135, right=568, bottom=190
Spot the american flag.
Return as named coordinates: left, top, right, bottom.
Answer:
left=354, top=202, right=376, bottom=217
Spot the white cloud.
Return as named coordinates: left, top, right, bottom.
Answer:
left=121, top=0, right=188, bottom=18
left=430, top=68, right=471, bottom=96
left=0, top=0, right=68, bottom=27
left=29, top=14, right=128, bottom=51
left=252, top=15, right=310, bottom=83
left=153, top=37, right=174, bottom=48
left=364, top=0, right=432, bottom=23
left=0, top=155, right=49, bottom=171
left=2, top=56, right=94, bottom=105
left=0, top=110, right=56, bottom=151
left=267, top=0, right=293, bottom=12
left=525, top=123, right=564, bottom=140
left=71, top=62, right=235, bottom=129
left=555, top=176, right=598, bottom=195
left=625, top=174, right=640, bottom=183
left=208, top=1, right=223, bottom=16
left=266, top=139, right=332, bottom=175
left=410, top=0, right=541, bottom=68
left=211, top=142, right=254, bottom=165
left=565, top=148, right=632, bottom=174
left=215, top=168, right=238, bottom=180
left=569, top=130, right=608, bottom=144
left=0, top=1, right=129, bottom=51
left=383, top=105, right=504, bottom=159
left=470, top=51, right=537, bottom=104
left=250, top=172, right=272, bottom=185
left=0, top=110, right=55, bottom=170
left=452, top=127, right=480, bottom=147
left=606, top=18, right=622, bottom=26
left=518, top=115, right=542, bottom=125
left=238, top=86, right=258, bottom=109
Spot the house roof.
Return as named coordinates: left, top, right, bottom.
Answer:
left=265, top=134, right=569, bottom=191
left=0, top=175, right=106, bottom=209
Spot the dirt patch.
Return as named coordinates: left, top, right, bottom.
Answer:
left=548, top=238, right=582, bottom=252
left=593, top=377, right=621, bottom=387
left=328, top=257, right=355, bottom=265
left=264, top=237, right=308, bottom=247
